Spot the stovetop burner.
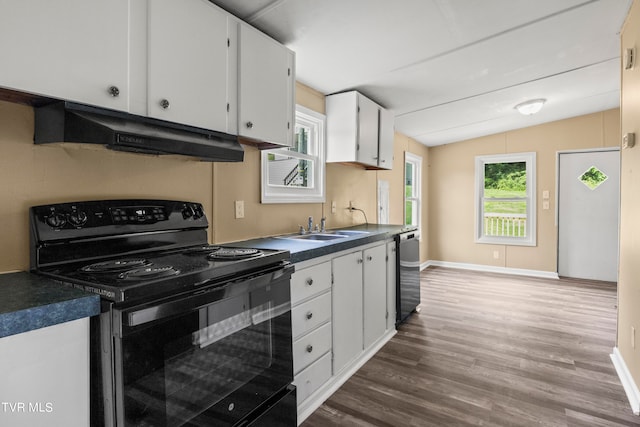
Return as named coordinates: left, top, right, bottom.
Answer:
left=118, top=265, right=180, bottom=280
left=208, top=248, right=262, bottom=261
left=80, top=259, right=151, bottom=273
left=183, top=245, right=222, bottom=255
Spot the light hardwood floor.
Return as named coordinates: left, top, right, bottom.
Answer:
left=302, top=266, right=640, bottom=426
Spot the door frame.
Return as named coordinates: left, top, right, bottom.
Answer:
left=555, top=147, right=621, bottom=277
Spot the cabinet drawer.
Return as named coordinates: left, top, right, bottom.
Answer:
left=291, top=261, right=331, bottom=305
left=292, top=291, right=331, bottom=339
left=293, top=352, right=332, bottom=405
left=293, top=322, right=331, bottom=375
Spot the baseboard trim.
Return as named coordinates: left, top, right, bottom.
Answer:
left=297, top=329, right=396, bottom=425
left=611, top=346, right=640, bottom=415
left=423, top=260, right=559, bottom=279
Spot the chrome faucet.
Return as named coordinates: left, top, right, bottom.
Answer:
left=308, top=216, right=313, bottom=233
left=320, top=217, right=326, bottom=233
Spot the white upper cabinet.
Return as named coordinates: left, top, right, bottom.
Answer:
left=378, top=107, right=395, bottom=169
left=146, top=0, right=233, bottom=131
left=0, top=1, right=295, bottom=139
left=326, top=91, right=394, bottom=170
left=238, top=23, right=295, bottom=147
left=0, top=0, right=129, bottom=111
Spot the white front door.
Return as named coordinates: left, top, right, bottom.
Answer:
left=558, top=150, right=620, bottom=281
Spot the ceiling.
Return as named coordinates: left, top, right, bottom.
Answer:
left=211, top=0, right=632, bottom=146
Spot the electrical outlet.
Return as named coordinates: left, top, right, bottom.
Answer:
left=234, top=200, right=244, bottom=219
left=493, top=250, right=500, bottom=259
left=331, top=201, right=336, bottom=214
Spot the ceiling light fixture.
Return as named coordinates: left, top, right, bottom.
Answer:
left=514, top=98, right=546, bottom=115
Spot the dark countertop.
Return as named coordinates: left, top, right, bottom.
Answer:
left=0, top=271, right=100, bottom=338
left=232, top=224, right=414, bottom=263
left=0, top=224, right=412, bottom=338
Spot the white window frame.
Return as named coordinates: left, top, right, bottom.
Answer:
left=261, top=105, right=326, bottom=203
left=404, top=152, right=422, bottom=231
left=475, top=152, right=536, bottom=246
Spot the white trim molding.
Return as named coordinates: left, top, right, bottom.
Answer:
left=423, top=260, right=559, bottom=280
left=611, top=347, right=640, bottom=415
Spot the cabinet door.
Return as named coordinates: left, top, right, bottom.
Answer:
left=147, top=0, right=230, bottom=131
left=378, top=107, right=395, bottom=169
left=356, top=94, right=380, bottom=167
left=326, top=92, right=358, bottom=163
left=0, top=0, right=129, bottom=111
left=0, top=319, right=90, bottom=427
left=238, top=24, right=294, bottom=146
left=332, top=251, right=363, bottom=374
left=363, top=244, right=387, bottom=348
left=386, top=241, right=397, bottom=331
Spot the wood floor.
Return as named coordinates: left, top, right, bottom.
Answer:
left=301, top=266, right=640, bottom=426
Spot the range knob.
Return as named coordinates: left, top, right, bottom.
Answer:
left=182, top=205, right=194, bottom=219
left=46, top=213, right=66, bottom=228
left=192, top=204, right=204, bottom=220
left=68, top=211, right=88, bottom=227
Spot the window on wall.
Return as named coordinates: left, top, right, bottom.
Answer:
left=475, top=152, right=536, bottom=246
left=405, top=153, right=422, bottom=230
left=261, top=105, right=325, bottom=203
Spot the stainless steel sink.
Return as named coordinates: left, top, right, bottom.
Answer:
left=328, top=230, right=369, bottom=236
left=280, top=233, right=347, bottom=241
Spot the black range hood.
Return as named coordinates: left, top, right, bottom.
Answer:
left=34, top=101, right=244, bottom=162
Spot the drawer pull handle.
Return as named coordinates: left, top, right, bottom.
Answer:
left=306, top=345, right=313, bottom=353
left=306, top=278, right=313, bottom=286
left=357, top=258, right=363, bottom=264
left=306, top=312, right=313, bottom=320
left=367, top=255, right=373, bottom=261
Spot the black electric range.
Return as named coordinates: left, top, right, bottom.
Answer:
left=29, top=199, right=297, bottom=427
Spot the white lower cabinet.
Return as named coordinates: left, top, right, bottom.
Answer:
left=290, top=260, right=332, bottom=408
left=387, top=241, right=398, bottom=330
left=0, top=318, right=90, bottom=427
left=331, top=250, right=364, bottom=374
left=294, top=352, right=332, bottom=404
left=293, top=322, right=332, bottom=374
left=292, top=292, right=331, bottom=339
left=292, top=240, right=398, bottom=424
left=363, top=244, right=388, bottom=349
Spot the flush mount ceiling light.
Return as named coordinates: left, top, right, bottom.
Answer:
left=514, top=98, right=546, bottom=115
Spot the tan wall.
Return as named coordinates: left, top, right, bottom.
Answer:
left=0, top=81, right=428, bottom=272
left=618, top=0, right=640, bottom=398
left=428, top=109, right=620, bottom=273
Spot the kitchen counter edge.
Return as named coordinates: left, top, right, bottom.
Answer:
left=0, top=271, right=100, bottom=338
left=231, top=224, right=414, bottom=263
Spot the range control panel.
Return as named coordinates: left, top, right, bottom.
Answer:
left=31, top=200, right=208, bottom=242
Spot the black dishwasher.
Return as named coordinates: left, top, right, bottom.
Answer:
left=396, top=229, right=421, bottom=325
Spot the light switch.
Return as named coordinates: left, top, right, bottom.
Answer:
left=331, top=201, right=337, bottom=214
left=543, top=201, right=550, bottom=210
left=542, top=190, right=549, bottom=199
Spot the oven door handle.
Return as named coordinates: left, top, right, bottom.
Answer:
left=116, top=263, right=293, bottom=331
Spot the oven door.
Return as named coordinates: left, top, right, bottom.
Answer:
left=111, top=265, right=294, bottom=427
